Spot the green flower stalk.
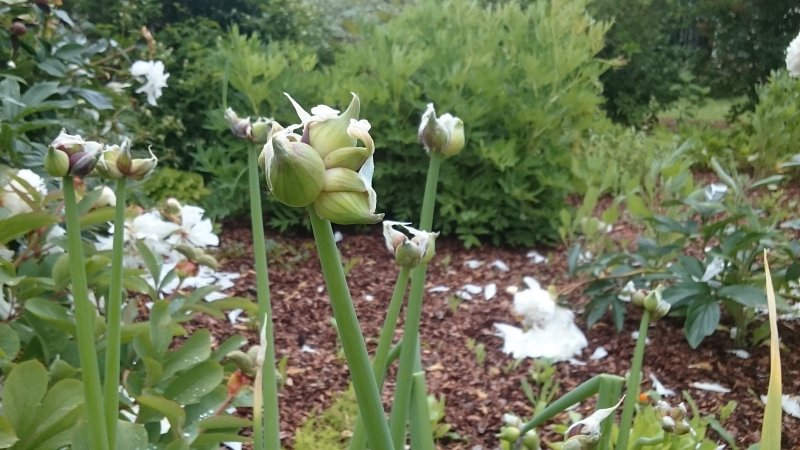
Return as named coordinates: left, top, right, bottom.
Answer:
left=616, top=309, right=652, bottom=450
left=62, top=177, right=109, bottom=450
left=102, top=177, right=127, bottom=447
left=308, top=207, right=394, bottom=450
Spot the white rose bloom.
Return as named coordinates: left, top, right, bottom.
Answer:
left=130, top=60, right=170, bottom=106
left=787, top=30, right=800, bottom=78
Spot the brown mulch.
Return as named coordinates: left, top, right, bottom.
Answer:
left=200, top=222, right=800, bottom=449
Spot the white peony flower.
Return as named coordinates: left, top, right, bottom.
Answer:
left=130, top=60, right=169, bottom=106
left=787, top=30, right=800, bottom=78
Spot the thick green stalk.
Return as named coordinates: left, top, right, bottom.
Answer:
left=103, top=178, right=127, bottom=447
left=62, top=177, right=110, bottom=450
left=308, top=207, right=394, bottom=450
left=388, top=153, right=444, bottom=447
left=616, top=310, right=652, bottom=450
left=409, top=371, right=435, bottom=450
left=349, top=267, right=411, bottom=450
left=247, top=148, right=280, bottom=450
left=596, top=374, right=624, bottom=450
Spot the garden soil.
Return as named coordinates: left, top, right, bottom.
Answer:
left=192, top=222, right=800, bottom=449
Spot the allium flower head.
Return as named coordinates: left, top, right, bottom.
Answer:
left=131, top=60, right=170, bottom=106
left=787, top=30, right=800, bottom=78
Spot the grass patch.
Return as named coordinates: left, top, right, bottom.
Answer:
left=294, top=387, right=358, bottom=450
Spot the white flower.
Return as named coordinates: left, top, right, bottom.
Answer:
left=566, top=396, right=624, bottom=437
left=167, top=205, right=219, bottom=248
left=1, top=169, right=47, bottom=215
left=93, top=186, right=117, bottom=208
left=0, top=245, right=13, bottom=261
left=131, top=60, right=169, bottom=106
left=786, top=30, right=800, bottom=78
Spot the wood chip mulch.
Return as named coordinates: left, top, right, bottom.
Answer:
left=194, top=222, right=799, bottom=449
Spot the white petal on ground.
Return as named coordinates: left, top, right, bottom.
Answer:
left=649, top=374, right=676, bottom=397
left=491, top=259, right=510, bottom=272
left=428, top=285, right=450, bottom=293
left=727, top=349, right=751, bottom=359
left=333, top=231, right=343, bottom=243
left=569, top=358, right=587, bottom=366
left=495, top=284, right=587, bottom=361
left=589, top=347, right=608, bottom=360
left=631, top=331, right=651, bottom=345
left=364, top=294, right=374, bottom=302
left=464, top=259, right=483, bottom=269
left=526, top=250, right=547, bottom=264
left=760, top=394, right=800, bottom=419
left=301, top=344, right=318, bottom=354
left=522, top=276, right=540, bottom=290
left=463, top=284, right=483, bottom=295
left=484, top=283, right=497, bottom=301
left=505, top=285, right=519, bottom=294
left=459, top=291, right=473, bottom=301
left=227, top=309, right=243, bottom=324
left=690, top=382, right=731, bottom=393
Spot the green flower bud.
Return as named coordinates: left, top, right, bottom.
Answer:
left=197, top=254, right=219, bottom=270
left=522, top=430, right=541, bottom=450
left=395, top=241, right=423, bottom=268
left=653, top=300, right=671, bottom=320
left=314, top=191, right=383, bottom=225
left=96, top=148, right=124, bottom=179
left=116, top=141, right=133, bottom=174
left=497, top=426, right=520, bottom=442
left=643, top=291, right=659, bottom=312
left=661, top=416, right=676, bottom=432
left=251, top=118, right=280, bottom=145
left=300, top=93, right=360, bottom=158
left=418, top=103, right=465, bottom=157
left=267, top=134, right=325, bottom=208
left=163, top=198, right=182, bottom=217
left=44, top=146, right=70, bottom=177
left=226, top=350, right=256, bottom=377
left=322, top=167, right=368, bottom=193
left=382, top=221, right=438, bottom=267
left=323, top=146, right=372, bottom=171
left=632, top=290, right=646, bottom=307
left=174, top=243, right=200, bottom=260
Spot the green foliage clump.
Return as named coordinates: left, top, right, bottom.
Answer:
left=139, top=167, right=209, bottom=205
left=302, top=0, right=612, bottom=246
left=744, top=70, right=800, bottom=175
left=294, top=388, right=357, bottom=450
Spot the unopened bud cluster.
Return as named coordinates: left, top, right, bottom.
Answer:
left=224, top=108, right=281, bottom=145
left=655, top=401, right=692, bottom=435
left=418, top=103, right=465, bottom=158
left=497, top=420, right=540, bottom=450
left=45, top=129, right=157, bottom=181
left=631, top=285, right=670, bottom=320
left=382, top=221, right=438, bottom=268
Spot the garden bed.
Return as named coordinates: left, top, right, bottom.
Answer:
left=201, top=222, right=800, bottom=449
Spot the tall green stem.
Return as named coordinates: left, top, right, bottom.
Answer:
left=62, top=177, right=109, bottom=450
left=103, top=178, right=127, bottom=447
left=617, top=310, right=651, bottom=450
left=308, top=207, right=394, bottom=450
left=247, top=148, right=280, bottom=450
left=349, top=267, right=411, bottom=450
left=387, top=153, right=443, bottom=447
left=409, top=371, right=435, bottom=450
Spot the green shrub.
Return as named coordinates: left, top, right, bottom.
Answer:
left=294, top=388, right=357, bottom=450
left=138, top=167, right=209, bottom=206
left=294, top=0, right=612, bottom=246
left=744, top=70, right=800, bottom=175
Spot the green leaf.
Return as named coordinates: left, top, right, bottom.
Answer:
left=150, top=300, right=173, bottom=357
left=0, top=323, right=20, bottom=363
left=192, top=433, right=249, bottom=446
left=135, top=240, right=162, bottom=286
left=208, top=297, right=259, bottom=316
left=163, top=360, right=224, bottom=405
left=761, top=254, right=782, bottom=450
left=24, top=297, right=76, bottom=335
left=115, top=421, right=148, bottom=450
left=22, top=379, right=84, bottom=450
left=211, top=335, right=247, bottom=362
left=78, top=207, right=115, bottom=229
left=625, top=194, right=650, bottom=218
left=143, top=357, right=164, bottom=387
left=684, top=299, right=720, bottom=348
left=0, top=416, right=18, bottom=448
left=137, top=395, right=186, bottom=430
left=72, top=88, right=112, bottom=110
left=0, top=212, right=59, bottom=245
left=198, top=415, right=251, bottom=430
left=162, top=329, right=212, bottom=378
left=718, top=285, right=767, bottom=308
left=3, top=359, right=48, bottom=438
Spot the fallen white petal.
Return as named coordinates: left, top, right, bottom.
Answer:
left=464, top=259, right=483, bottom=269
left=526, top=250, right=547, bottom=264
left=364, top=294, right=375, bottom=302
left=589, top=347, right=608, bottom=360
left=463, top=284, right=483, bottom=294
left=631, top=331, right=651, bottom=345
left=227, top=309, right=243, bottom=324
left=649, top=374, right=676, bottom=397
left=484, top=283, right=497, bottom=301
left=505, top=285, right=518, bottom=294
left=569, top=358, right=587, bottom=366
left=690, top=382, right=731, bottom=393
left=333, top=231, right=344, bottom=243
left=727, top=349, right=750, bottom=359
left=301, top=344, right=318, bottom=354
left=459, top=291, right=473, bottom=301
left=428, top=285, right=450, bottom=293
left=491, top=259, right=510, bottom=272
left=760, top=394, right=800, bottom=419
left=317, top=285, right=324, bottom=293
left=522, top=276, right=540, bottom=290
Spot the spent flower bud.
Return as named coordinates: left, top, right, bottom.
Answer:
left=382, top=221, right=439, bottom=268
left=418, top=103, right=465, bottom=157
left=44, top=146, right=70, bottom=177
left=47, top=129, right=103, bottom=178
left=224, top=108, right=252, bottom=140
